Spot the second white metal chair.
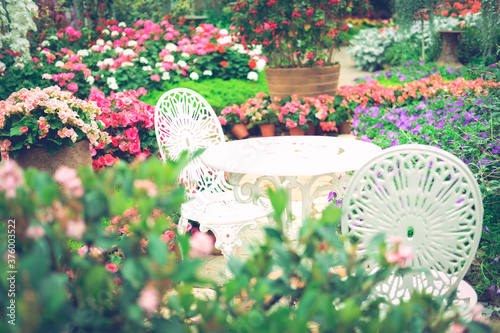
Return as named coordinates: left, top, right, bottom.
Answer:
left=341, top=144, right=482, bottom=314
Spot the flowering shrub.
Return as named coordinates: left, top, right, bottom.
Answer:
left=352, top=86, right=500, bottom=299
left=0, top=160, right=491, bottom=331
left=0, top=19, right=267, bottom=100
left=0, top=86, right=110, bottom=160
left=231, top=0, right=369, bottom=68
left=88, top=87, right=157, bottom=170
left=240, top=92, right=279, bottom=128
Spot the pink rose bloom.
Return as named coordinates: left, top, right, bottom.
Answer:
left=0, top=160, right=24, bottom=198
left=137, top=285, right=159, bottom=316
left=105, top=263, right=118, bottom=273
left=189, top=232, right=213, bottom=258
left=66, top=218, right=86, bottom=240
left=25, top=225, right=45, bottom=239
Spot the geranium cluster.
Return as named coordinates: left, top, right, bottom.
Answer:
left=0, top=18, right=267, bottom=100
left=88, top=87, right=156, bottom=170
left=0, top=86, right=110, bottom=159
left=435, top=0, right=481, bottom=18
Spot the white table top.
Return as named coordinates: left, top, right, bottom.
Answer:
left=201, top=136, right=383, bottom=177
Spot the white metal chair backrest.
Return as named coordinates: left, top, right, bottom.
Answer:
left=341, top=144, right=483, bottom=303
left=154, top=88, right=227, bottom=197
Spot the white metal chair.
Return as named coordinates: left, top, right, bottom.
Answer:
left=341, top=144, right=482, bottom=314
left=154, top=88, right=272, bottom=267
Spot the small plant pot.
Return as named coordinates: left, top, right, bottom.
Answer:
left=230, top=123, right=249, bottom=139
left=289, top=127, right=305, bottom=136
left=259, top=124, right=276, bottom=137
left=338, top=121, right=352, bottom=135
left=305, top=122, right=315, bottom=135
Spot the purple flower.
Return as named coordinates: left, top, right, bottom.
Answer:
left=484, top=226, right=490, bottom=233
left=410, top=123, right=422, bottom=135
left=327, top=191, right=337, bottom=202
left=399, top=75, right=407, bottom=82
left=361, top=135, right=372, bottom=143
left=379, top=129, right=386, bottom=136
left=493, top=257, right=499, bottom=264
left=446, top=66, right=453, bottom=74
left=408, top=61, right=413, bottom=65
left=419, top=61, right=425, bottom=66
left=480, top=158, right=490, bottom=166
left=490, top=284, right=497, bottom=298
left=414, top=102, right=427, bottom=110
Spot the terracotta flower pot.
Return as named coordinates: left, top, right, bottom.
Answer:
left=230, top=123, right=249, bottom=140
left=289, top=127, right=305, bottom=136
left=305, top=122, right=315, bottom=135
left=11, top=140, right=92, bottom=175
left=259, top=124, right=276, bottom=137
left=265, top=65, right=341, bottom=99
left=338, top=121, right=352, bottom=135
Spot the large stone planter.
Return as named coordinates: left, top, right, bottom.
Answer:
left=11, top=140, right=92, bottom=175
left=265, top=65, right=341, bottom=99
left=436, top=31, right=463, bottom=69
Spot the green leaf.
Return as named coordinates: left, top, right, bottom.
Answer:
left=33, top=171, right=59, bottom=205
left=39, top=273, right=69, bottom=316
left=148, top=232, right=167, bottom=266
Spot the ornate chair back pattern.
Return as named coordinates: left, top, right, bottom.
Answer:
left=341, top=144, right=483, bottom=303
left=155, top=88, right=228, bottom=197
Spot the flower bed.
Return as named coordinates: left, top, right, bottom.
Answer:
left=0, top=19, right=267, bottom=100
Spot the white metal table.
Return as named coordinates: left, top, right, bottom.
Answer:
left=201, top=136, right=383, bottom=235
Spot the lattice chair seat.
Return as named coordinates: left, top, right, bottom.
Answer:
left=341, top=144, right=483, bottom=315
left=154, top=88, right=272, bottom=271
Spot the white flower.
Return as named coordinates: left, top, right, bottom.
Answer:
left=165, top=43, right=178, bottom=52
left=189, top=72, right=199, bottom=81
left=102, top=29, right=110, bottom=35
left=122, top=49, right=135, bottom=57
left=55, top=61, right=64, bottom=67
left=103, top=58, right=114, bottom=66
left=164, top=55, right=174, bottom=63
left=142, top=66, right=152, bottom=71
left=177, top=60, right=187, bottom=68
left=96, top=39, right=105, bottom=46
left=85, top=76, right=95, bottom=85
left=162, top=72, right=170, bottom=80
left=41, top=40, right=50, bottom=47
left=107, top=77, right=118, bottom=90
left=114, top=47, right=123, bottom=54
left=48, top=35, right=58, bottom=41
left=40, top=49, right=50, bottom=55
left=256, top=59, right=267, bottom=72
left=118, top=22, right=126, bottom=28
left=181, top=52, right=190, bottom=58
left=128, top=40, right=137, bottom=47
left=122, top=61, right=134, bottom=67
left=109, top=68, right=116, bottom=74
left=219, top=29, right=229, bottom=36
left=247, top=71, right=258, bottom=81
left=0, top=63, right=5, bottom=72
left=217, top=36, right=232, bottom=45
left=195, top=26, right=204, bottom=33
left=42, top=73, right=52, bottom=79
left=77, top=49, right=89, bottom=57
left=103, top=45, right=111, bottom=51
left=203, top=70, right=213, bottom=76
left=140, top=57, right=149, bottom=64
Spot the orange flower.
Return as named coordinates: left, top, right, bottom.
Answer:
left=220, top=61, right=229, bottom=67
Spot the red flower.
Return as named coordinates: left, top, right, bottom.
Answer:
left=20, top=127, right=28, bottom=133
left=220, top=61, right=229, bottom=67
left=248, top=60, right=257, bottom=69
left=189, top=26, right=195, bottom=31
left=342, top=25, right=349, bottom=32
left=306, top=9, right=314, bottom=16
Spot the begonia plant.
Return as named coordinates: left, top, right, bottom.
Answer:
left=231, top=0, right=369, bottom=68
left=0, top=86, right=110, bottom=160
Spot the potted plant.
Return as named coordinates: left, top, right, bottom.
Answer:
left=317, top=94, right=353, bottom=134
left=231, top=0, right=368, bottom=98
left=277, top=95, right=312, bottom=136
left=218, top=104, right=250, bottom=139
left=0, top=86, right=110, bottom=173
left=245, top=93, right=279, bottom=137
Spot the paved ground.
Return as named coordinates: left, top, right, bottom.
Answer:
left=337, top=47, right=372, bottom=87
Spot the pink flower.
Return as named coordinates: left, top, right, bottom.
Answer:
left=137, top=285, right=159, bottom=316
left=54, top=166, right=84, bottom=198
left=189, top=232, right=213, bottom=258
left=78, top=245, right=88, bottom=257
left=105, top=263, right=118, bottom=273
left=67, top=82, right=79, bottom=92
left=0, top=160, right=24, bottom=198
left=66, top=218, right=86, bottom=240
left=25, top=225, right=45, bottom=239
left=20, top=126, right=28, bottom=133
left=218, top=115, right=227, bottom=125
left=150, top=74, right=160, bottom=82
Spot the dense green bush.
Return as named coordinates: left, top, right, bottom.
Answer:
left=140, top=75, right=269, bottom=112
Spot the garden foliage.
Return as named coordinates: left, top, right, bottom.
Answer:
left=0, top=159, right=492, bottom=332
